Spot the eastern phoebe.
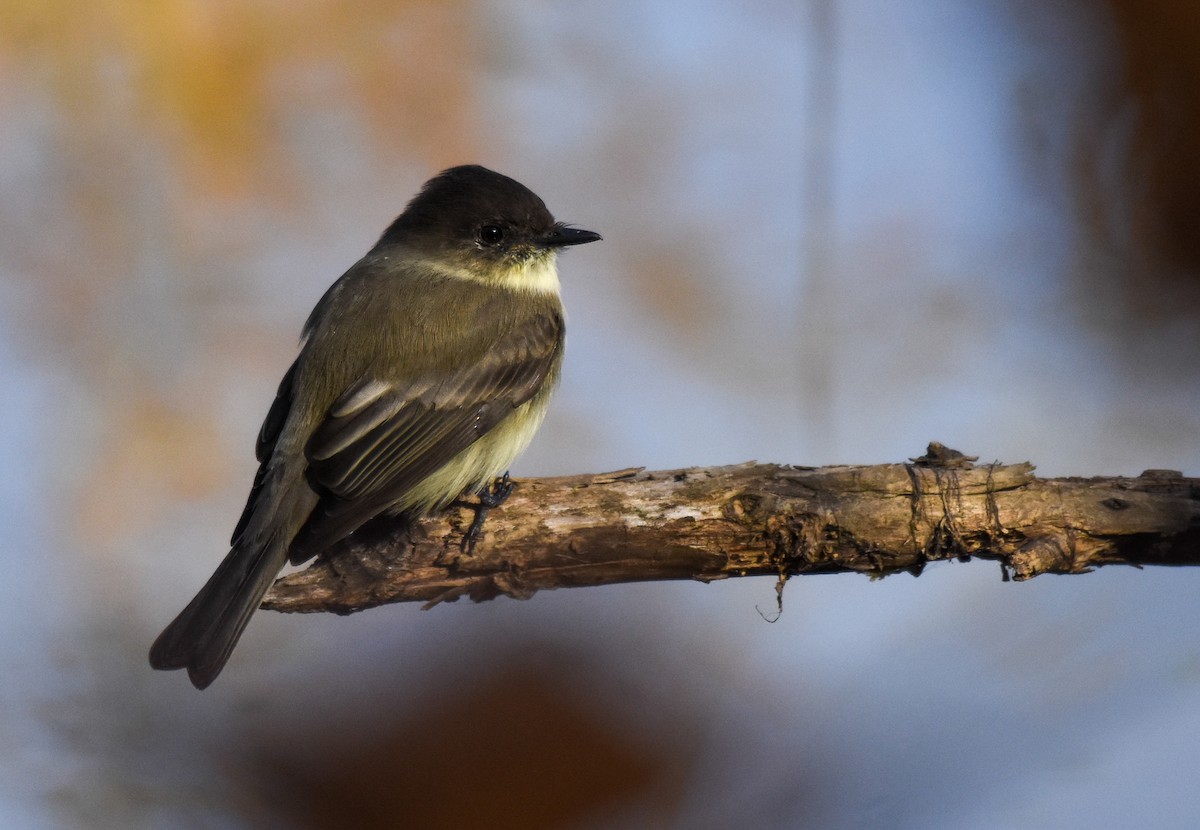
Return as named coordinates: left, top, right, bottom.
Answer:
left=150, top=165, right=600, bottom=689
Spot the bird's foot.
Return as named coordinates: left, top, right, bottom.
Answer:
left=459, top=472, right=515, bottom=554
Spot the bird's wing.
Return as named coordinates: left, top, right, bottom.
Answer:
left=230, top=358, right=298, bottom=547
left=290, top=310, right=562, bottom=559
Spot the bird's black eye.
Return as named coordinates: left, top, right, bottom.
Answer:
left=479, top=225, right=504, bottom=245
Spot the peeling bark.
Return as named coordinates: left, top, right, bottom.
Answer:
left=262, top=445, right=1200, bottom=615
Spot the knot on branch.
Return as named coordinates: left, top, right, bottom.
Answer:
left=1009, top=535, right=1081, bottom=580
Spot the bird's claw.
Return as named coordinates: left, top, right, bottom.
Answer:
left=460, top=472, right=515, bottom=553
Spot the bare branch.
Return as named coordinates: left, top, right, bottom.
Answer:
left=262, top=445, right=1200, bottom=615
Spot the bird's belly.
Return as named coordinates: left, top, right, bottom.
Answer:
left=397, top=391, right=553, bottom=513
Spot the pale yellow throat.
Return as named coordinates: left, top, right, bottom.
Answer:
left=426, top=250, right=562, bottom=295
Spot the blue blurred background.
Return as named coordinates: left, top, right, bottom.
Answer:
left=3, top=1, right=1200, bottom=827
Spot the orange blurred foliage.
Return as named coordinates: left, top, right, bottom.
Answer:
left=0, top=0, right=480, bottom=197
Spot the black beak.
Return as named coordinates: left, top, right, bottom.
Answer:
left=542, top=224, right=602, bottom=247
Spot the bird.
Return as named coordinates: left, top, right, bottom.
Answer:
left=149, top=165, right=601, bottom=689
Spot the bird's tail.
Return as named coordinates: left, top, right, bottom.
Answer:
left=149, top=536, right=289, bottom=689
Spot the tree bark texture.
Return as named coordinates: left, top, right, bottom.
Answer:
left=262, top=445, right=1200, bottom=615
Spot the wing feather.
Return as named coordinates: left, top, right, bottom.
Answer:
left=231, top=358, right=298, bottom=546
left=289, top=311, right=562, bottom=559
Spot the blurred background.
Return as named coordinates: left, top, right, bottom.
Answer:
left=3, top=0, right=1200, bottom=827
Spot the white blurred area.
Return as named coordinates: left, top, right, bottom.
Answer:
left=3, top=1, right=1200, bottom=828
